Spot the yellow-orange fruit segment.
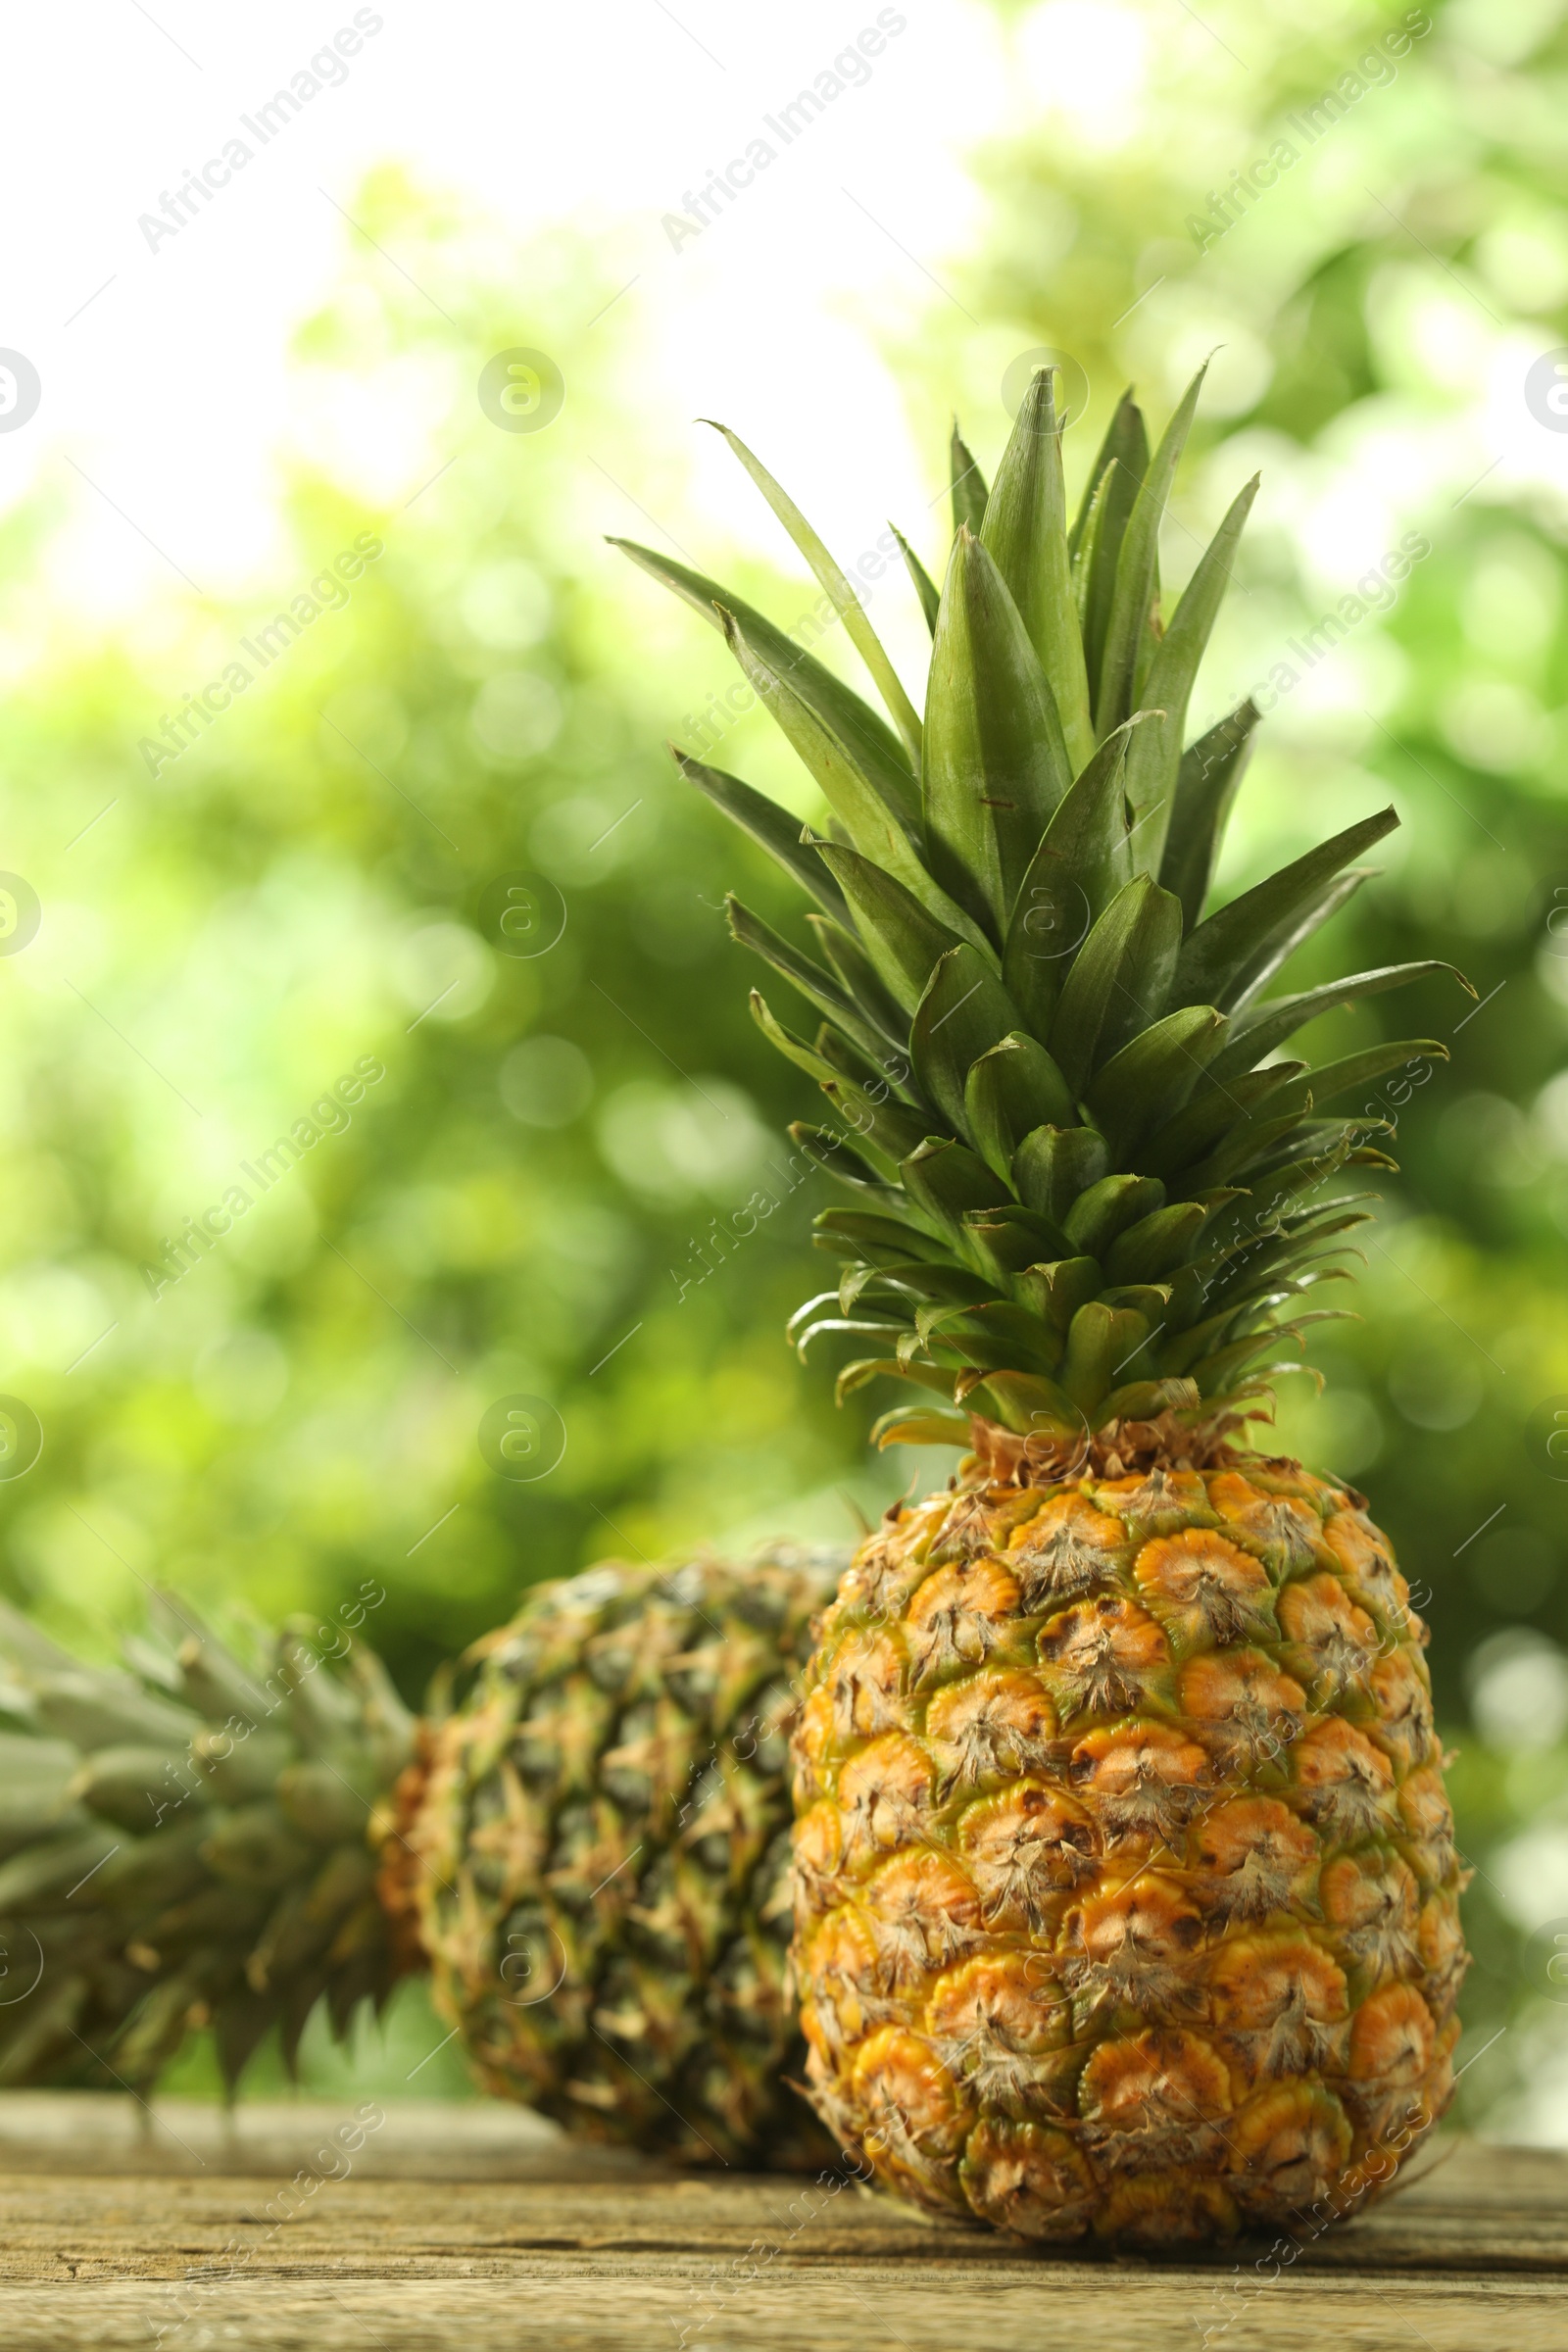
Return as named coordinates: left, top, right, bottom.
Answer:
left=790, top=1454, right=1466, bottom=2245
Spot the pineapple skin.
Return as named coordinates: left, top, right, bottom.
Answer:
left=790, top=1445, right=1465, bottom=2245
left=401, top=1547, right=842, bottom=2168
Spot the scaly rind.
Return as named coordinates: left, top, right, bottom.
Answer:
left=406, top=1545, right=845, bottom=2168
left=790, top=1454, right=1464, bottom=2246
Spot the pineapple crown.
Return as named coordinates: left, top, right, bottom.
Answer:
left=0, top=1593, right=415, bottom=2093
left=613, top=369, right=1468, bottom=1464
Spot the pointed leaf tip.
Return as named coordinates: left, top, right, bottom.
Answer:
left=924, top=528, right=1074, bottom=928
left=891, top=522, right=941, bottom=633
left=705, top=416, right=923, bottom=760
left=673, top=747, right=851, bottom=919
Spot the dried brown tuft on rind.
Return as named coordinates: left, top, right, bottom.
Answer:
left=371, top=1731, right=439, bottom=1981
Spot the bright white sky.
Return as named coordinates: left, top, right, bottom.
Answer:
left=5, top=1, right=1562, bottom=647
left=2, top=0, right=1564, bottom=825
left=1, top=0, right=1015, bottom=622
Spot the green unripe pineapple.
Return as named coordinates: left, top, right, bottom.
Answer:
left=0, top=1545, right=840, bottom=2168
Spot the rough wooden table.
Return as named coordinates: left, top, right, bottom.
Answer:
left=0, top=2095, right=1564, bottom=2349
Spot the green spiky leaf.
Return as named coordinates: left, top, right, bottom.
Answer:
left=727, top=896, right=891, bottom=1065
left=704, top=419, right=922, bottom=759
left=1158, top=700, right=1261, bottom=929
left=672, top=748, right=849, bottom=920
left=963, top=1034, right=1078, bottom=1180
left=924, top=529, right=1074, bottom=931
left=1096, top=365, right=1205, bottom=740
left=815, top=844, right=990, bottom=1013
left=1170, top=807, right=1399, bottom=1013
left=1122, top=475, right=1260, bottom=864
left=910, top=945, right=1026, bottom=1135
left=981, top=369, right=1095, bottom=769
left=950, top=423, right=988, bottom=538
left=636, top=376, right=1446, bottom=1438
left=891, top=524, right=941, bottom=634
left=611, top=537, right=916, bottom=814
left=1049, top=873, right=1184, bottom=1095
left=1073, top=393, right=1149, bottom=699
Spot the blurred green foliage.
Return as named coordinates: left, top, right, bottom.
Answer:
left=3, top=0, right=1568, bottom=2124
left=0, top=198, right=907, bottom=2099
left=0, top=205, right=898, bottom=1725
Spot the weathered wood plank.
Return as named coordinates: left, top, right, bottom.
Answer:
left=2, top=2150, right=1567, bottom=2277
left=0, top=2099, right=1562, bottom=2350
left=0, top=2091, right=646, bottom=2180
left=0, top=2269, right=1565, bottom=2352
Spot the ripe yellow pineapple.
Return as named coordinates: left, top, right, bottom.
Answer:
left=618, top=368, right=1470, bottom=2241
left=792, top=1451, right=1458, bottom=2241
left=0, top=1546, right=839, bottom=2168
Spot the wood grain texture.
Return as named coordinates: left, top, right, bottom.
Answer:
left=0, top=2098, right=1563, bottom=2350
